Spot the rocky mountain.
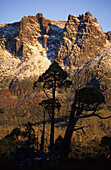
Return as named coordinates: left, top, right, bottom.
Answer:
left=0, top=11, right=111, bottom=96
left=0, top=11, right=111, bottom=146
left=57, top=12, right=107, bottom=67
left=71, top=44, right=111, bottom=98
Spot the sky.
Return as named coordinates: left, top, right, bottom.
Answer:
left=0, top=0, right=111, bottom=32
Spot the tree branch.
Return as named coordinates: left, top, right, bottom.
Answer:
left=47, top=111, right=52, bottom=119
left=76, top=104, right=100, bottom=119
left=43, top=88, right=51, bottom=99
left=77, top=112, right=111, bottom=120
left=76, top=111, right=96, bottom=119
left=73, top=126, right=86, bottom=135
left=39, top=129, right=50, bottom=136
left=94, top=113, right=111, bottom=119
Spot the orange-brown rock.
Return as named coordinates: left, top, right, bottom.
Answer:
left=57, top=11, right=107, bottom=68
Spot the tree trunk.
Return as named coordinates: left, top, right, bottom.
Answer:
left=50, top=88, right=55, bottom=154
left=40, top=111, right=45, bottom=152
left=60, top=90, right=78, bottom=159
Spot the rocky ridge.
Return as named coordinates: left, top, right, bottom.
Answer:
left=57, top=12, right=107, bottom=69
left=71, top=42, right=111, bottom=96
left=0, top=12, right=111, bottom=146
left=0, top=11, right=111, bottom=95
left=0, top=13, right=66, bottom=90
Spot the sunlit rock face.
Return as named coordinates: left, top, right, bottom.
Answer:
left=0, top=11, right=111, bottom=96
left=57, top=11, right=107, bottom=70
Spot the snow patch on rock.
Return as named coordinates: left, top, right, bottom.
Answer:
left=0, top=46, right=50, bottom=82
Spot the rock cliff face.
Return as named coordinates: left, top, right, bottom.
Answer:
left=0, top=12, right=111, bottom=96
left=71, top=44, right=111, bottom=95
left=106, top=31, right=111, bottom=43
left=0, top=12, right=111, bottom=148
left=57, top=12, right=107, bottom=69
left=0, top=13, right=66, bottom=60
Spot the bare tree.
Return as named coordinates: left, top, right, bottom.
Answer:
left=40, top=110, right=46, bottom=152
left=24, top=122, right=36, bottom=148
left=60, top=87, right=111, bottom=159
left=34, top=61, right=72, bottom=154
left=39, top=99, right=61, bottom=152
